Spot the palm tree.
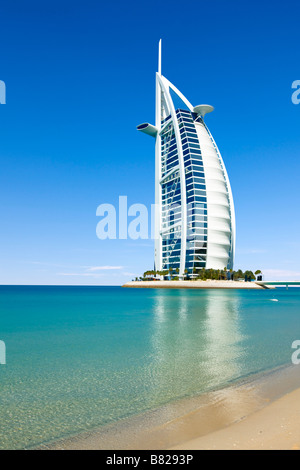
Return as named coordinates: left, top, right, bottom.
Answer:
left=236, top=269, right=244, bottom=279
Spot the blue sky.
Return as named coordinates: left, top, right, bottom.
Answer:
left=0, top=0, right=299, bottom=285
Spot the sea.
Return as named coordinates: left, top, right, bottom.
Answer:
left=0, top=285, right=299, bottom=449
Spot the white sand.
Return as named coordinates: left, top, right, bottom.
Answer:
left=171, top=387, right=300, bottom=450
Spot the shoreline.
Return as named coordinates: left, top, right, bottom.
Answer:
left=171, top=387, right=300, bottom=450
left=122, top=280, right=274, bottom=289
left=35, top=363, right=300, bottom=450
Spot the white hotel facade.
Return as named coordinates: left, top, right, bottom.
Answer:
left=137, top=41, right=235, bottom=277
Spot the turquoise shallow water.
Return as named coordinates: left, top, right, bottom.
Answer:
left=0, top=285, right=300, bottom=449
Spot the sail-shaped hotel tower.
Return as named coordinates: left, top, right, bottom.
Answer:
left=137, top=41, right=235, bottom=278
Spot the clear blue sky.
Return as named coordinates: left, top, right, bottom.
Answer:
left=0, top=0, right=299, bottom=285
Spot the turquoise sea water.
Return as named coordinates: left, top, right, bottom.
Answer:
left=0, top=285, right=300, bottom=449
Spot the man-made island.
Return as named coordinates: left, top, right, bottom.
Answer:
left=123, top=280, right=274, bottom=289
left=123, top=268, right=273, bottom=289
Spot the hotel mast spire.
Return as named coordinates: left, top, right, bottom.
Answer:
left=158, top=39, right=162, bottom=75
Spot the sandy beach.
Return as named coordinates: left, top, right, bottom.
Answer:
left=39, top=365, right=300, bottom=451
left=123, top=280, right=273, bottom=289
left=171, top=387, right=300, bottom=450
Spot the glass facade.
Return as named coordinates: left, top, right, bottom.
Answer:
left=160, top=115, right=181, bottom=272
left=161, top=108, right=209, bottom=274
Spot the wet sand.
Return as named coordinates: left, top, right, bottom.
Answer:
left=37, top=364, right=300, bottom=450
left=171, top=387, right=300, bottom=450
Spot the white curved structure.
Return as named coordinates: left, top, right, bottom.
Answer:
left=137, top=41, right=235, bottom=277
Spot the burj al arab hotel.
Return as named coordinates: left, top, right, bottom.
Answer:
left=137, top=41, right=235, bottom=278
